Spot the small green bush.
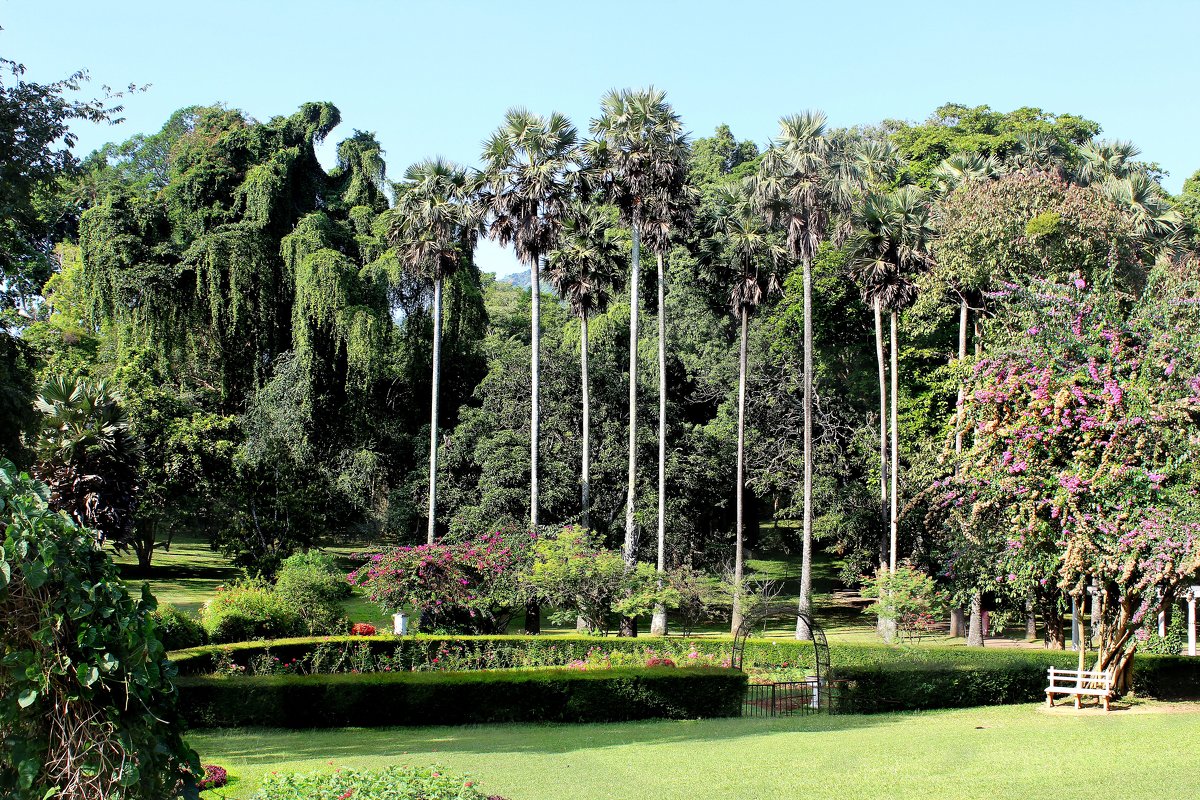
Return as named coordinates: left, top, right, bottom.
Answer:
left=151, top=603, right=206, bottom=651
left=200, top=581, right=305, bottom=644
left=178, top=666, right=747, bottom=728
left=274, top=550, right=350, bottom=635
left=252, top=765, right=501, bottom=800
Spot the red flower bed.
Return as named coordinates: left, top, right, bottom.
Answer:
left=350, top=623, right=377, bottom=636
left=198, top=764, right=228, bottom=790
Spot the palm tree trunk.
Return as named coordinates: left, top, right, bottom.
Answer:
left=620, top=222, right=641, bottom=638
left=796, top=256, right=814, bottom=640
left=731, top=305, right=748, bottom=636
left=889, top=309, right=899, bottom=573
left=581, top=313, right=591, bottom=531
left=530, top=256, right=541, bottom=530
left=874, top=299, right=888, bottom=565
left=651, top=250, right=668, bottom=637
left=427, top=276, right=443, bottom=545
left=526, top=255, right=542, bottom=635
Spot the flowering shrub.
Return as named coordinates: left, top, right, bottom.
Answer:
left=198, top=764, right=228, bottom=790
left=350, top=623, right=377, bottom=636
left=349, top=529, right=532, bottom=633
left=250, top=765, right=502, bottom=800
left=645, top=657, right=677, bottom=668
left=929, top=272, right=1200, bottom=680
left=861, top=563, right=948, bottom=644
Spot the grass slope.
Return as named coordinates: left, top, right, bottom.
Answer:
left=191, top=703, right=1200, bottom=800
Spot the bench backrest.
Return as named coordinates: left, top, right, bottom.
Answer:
left=1047, top=666, right=1113, bottom=688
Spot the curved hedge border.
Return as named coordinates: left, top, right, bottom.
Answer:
left=170, top=635, right=1200, bottom=713
left=177, top=666, right=747, bottom=728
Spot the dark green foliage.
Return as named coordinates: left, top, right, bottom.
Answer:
left=151, top=603, right=207, bottom=651
left=0, top=462, right=199, bottom=799
left=199, top=581, right=307, bottom=643
left=255, top=766, right=498, bottom=800
left=177, top=667, right=747, bottom=728
left=889, top=104, right=1100, bottom=187
left=274, top=550, right=351, bottom=634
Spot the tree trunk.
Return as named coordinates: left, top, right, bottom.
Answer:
left=427, top=276, right=443, bottom=544
left=949, top=608, right=965, bottom=638
left=1025, top=597, right=1037, bottom=640
left=731, top=305, right=749, bottom=636
left=797, top=256, right=814, bottom=641
left=889, top=309, right=899, bottom=573
left=967, top=593, right=985, bottom=647
left=651, top=251, right=668, bottom=637
left=530, top=257, right=541, bottom=529
left=527, top=257, right=541, bottom=635
left=581, top=313, right=591, bottom=531
left=874, top=299, right=888, bottom=566
left=954, top=296, right=967, bottom=456
left=620, top=222, right=641, bottom=638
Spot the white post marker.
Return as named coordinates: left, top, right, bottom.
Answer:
left=1188, top=587, right=1198, bottom=657
left=393, top=613, right=409, bottom=636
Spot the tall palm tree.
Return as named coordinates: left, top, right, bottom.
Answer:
left=479, top=108, right=580, bottom=634
left=752, top=111, right=860, bottom=640
left=1074, top=139, right=1140, bottom=186
left=387, top=157, right=479, bottom=544
left=713, top=183, right=785, bottom=635
left=848, top=186, right=932, bottom=640
left=589, top=87, right=688, bottom=637
left=547, top=202, right=623, bottom=530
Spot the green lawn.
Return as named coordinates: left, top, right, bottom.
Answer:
left=191, top=702, right=1200, bottom=799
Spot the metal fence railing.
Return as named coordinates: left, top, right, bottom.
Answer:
left=742, top=679, right=847, bottom=717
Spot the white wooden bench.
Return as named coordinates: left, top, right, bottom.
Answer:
left=1045, top=666, right=1115, bottom=711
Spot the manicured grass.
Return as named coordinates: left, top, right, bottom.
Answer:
left=191, top=702, right=1200, bottom=799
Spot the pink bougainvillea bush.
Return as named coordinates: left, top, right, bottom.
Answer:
left=348, top=528, right=533, bottom=633
left=929, top=270, right=1200, bottom=681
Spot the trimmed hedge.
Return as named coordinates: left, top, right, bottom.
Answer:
left=177, top=666, right=747, bottom=728
left=170, top=635, right=1200, bottom=713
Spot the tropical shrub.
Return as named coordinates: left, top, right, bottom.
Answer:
left=862, top=563, right=949, bottom=644
left=151, top=602, right=207, bottom=651
left=0, top=462, right=199, bottom=799
left=198, top=765, right=228, bottom=791
left=251, top=765, right=500, bottom=800
left=200, top=580, right=305, bottom=643
left=525, top=526, right=680, bottom=634
left=274, top=549, right=350, bottom=635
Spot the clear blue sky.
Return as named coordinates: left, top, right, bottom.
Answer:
left=5, top=0, right=1197, bottom=277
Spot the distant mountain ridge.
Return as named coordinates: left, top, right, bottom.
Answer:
left=498, top=270, right=531, bottom=290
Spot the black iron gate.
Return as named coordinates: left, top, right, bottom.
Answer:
left=733, top=609, right=834, bottom=715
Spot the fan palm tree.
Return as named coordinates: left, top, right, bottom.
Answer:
left=387, top=157, right=480, bottom=544
left=547, top=202, right=623, bottom=530
left=751, top=111, right=860, bottom=640
left=848, top=187, right=931, bottom=607
left=713, top=183, right=785, bottom=635
left=1074, top=139, right=1140, bottom=186
left=589, top=87, right=689, bottom=637
left=479, top=109, right=581, bottom=634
